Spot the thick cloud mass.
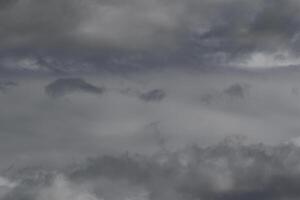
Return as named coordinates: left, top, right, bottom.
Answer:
left=1, top=0, right=300, bottom=70
left=4, top=138, right=300, bottom=200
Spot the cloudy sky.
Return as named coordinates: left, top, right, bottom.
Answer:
left=2, top=0, right=300, bottom=200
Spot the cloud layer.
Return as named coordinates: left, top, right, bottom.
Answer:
left=1, top=0, right=300, bottom=70
left=4, top=137, right=300, bottom=200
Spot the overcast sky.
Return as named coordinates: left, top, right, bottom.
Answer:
left=2, top=0, right=300, bottom=200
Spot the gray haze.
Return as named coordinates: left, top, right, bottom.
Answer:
left=1, top=72, right=300, bottom=166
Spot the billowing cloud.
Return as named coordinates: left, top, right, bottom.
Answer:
left=4, top=137, right=300, bottom=200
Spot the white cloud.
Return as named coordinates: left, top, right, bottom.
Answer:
left=233, top=50, right=300, bottom=68
left=0, top=176, right=18, bottom=198
left=38, top=175, right=99, bottom=200
left=2, top=56, right=45, bottom=71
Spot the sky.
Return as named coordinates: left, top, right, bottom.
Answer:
left=2, top=0, right=300, bottom=200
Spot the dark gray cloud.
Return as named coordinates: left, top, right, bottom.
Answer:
left=223, top=83, right=250, bottom=99
left=45, top=78, right=105, bottom=98
left=68, top=139, right=300, bottom=200
left=4, top=137, right=300, bottom=200
left=0, top=0, right=300, bottom=72
left=0, top=0, right=183, bottom=50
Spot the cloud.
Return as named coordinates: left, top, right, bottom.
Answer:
left=120, top=88, right=166, bottom=102
left=3, top=2, right=300, bottom=198
left=0, top=176, right=17, bottom=198
left=0, top=0, right=185, bottom=50
left=1, top=71, right=300, bottom=199
left=232, top=51, right=300, bottom=68
left=5, top=137, right=300, bottom=200
left=0, top=80, right=17, bottom=93
left=0, top=72, right=300, bottom=174
left=201, top=83, right=250, bottom=104
left=45, top=78, right=105, bottom=98
left=37, top=175, right=99, bottom=200
left=223, top=83, right=249, bottom=99
left=139, top=89, right=166, bottom=102
left=0, top=0, right=300, bottom=69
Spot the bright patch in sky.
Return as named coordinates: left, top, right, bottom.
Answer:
left=236, top=51, right=300, bottom=69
